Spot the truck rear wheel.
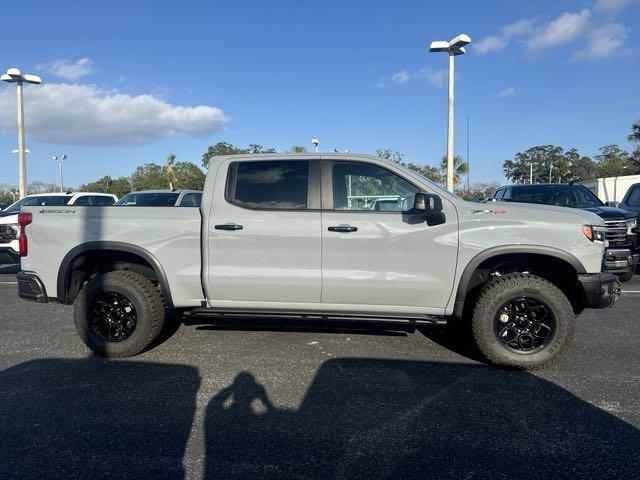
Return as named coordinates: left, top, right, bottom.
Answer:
left=74, top=270, right=165, bottom=357
left=470, top=273, right=575, bottom=369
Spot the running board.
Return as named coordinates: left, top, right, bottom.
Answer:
left=182, top=307, right=448, bottom=326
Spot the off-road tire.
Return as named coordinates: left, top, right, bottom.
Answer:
left=471, top=273, right=575, bottom=370
left=617, top=271, right=634, bottom=282
left=74, top=270, right=165, bottom=357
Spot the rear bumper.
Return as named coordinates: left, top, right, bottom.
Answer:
left=578, top=272, right=620, bottom=309
left=0, top=247, right=20, bottom=265
left=17, top=271, right=49, bottom=303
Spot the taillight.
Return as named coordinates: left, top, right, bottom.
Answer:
left=17, top=212, right=32, bottom=257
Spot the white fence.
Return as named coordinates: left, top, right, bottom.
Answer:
left=581, top=174, right=640, bottom=203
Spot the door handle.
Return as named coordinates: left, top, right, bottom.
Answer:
left=328, top=225, right=358, bottom=233
left=215, top=223, right=243, bottom=231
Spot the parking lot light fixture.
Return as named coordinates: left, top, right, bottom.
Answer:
left=52, top=155, right=68, bottom=192
left=429, top=34, right=471, bottom=193
left=2, top=68, right=42, bottom=199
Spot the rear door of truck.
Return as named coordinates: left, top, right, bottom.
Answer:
left=203, top=157, right=322, bottom=307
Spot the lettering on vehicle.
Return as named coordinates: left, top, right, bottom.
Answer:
left=39, top=209, right=76, bottom=215
left=469, top=209, right=507, bottom=215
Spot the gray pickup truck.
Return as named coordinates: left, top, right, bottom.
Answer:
left=16, top=154, right=620, bottom=369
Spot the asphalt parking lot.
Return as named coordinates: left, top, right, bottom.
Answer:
left=1, top=264, right=639, bottom=479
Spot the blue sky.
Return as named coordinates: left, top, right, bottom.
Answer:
left=0, top=0, right=638, bottom=188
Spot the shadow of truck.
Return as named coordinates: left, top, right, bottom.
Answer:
left=1, top=358, right=638, bottom=479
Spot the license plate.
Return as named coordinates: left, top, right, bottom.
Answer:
left=608, top=260, right=629, bottom=268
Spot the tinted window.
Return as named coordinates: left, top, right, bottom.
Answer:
left=626, top=186, right=640, bottom=207
left=180, top=192, right=202, bottom=207
left=229, top=161, right=309, bottom=209
left=91, top=196, right=116, bottom=206
left=509, top=185, right=602, bottom=208
left=333, top=162, right=419, bottom=211
left=115, top=192, right=180, bottom=206
left=493, top=188, right=505, bottom=199
left=502, top=188, right=512, bottom=200
left=4, top=195, right=72, bottom=213
left=72, top=196, right=92, bottom=206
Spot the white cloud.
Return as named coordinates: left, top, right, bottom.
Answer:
left=573, top=22, right=629, bottom=58
left=385, top=68, right=447, bottom=88
left=475, top=19, right=534, bottom=55
left=594, top=0, right=634, bottom=13
left=527, top=10, right=591, bottom=50
left=497, top=86, right=517, bottom=97
left=391, top=70, right=411, bottom=85
left=475, top=35, right=507, bottom=54
left=37, top=58, right=93, bottom=80
left=0, top=83, right=228, bottom=146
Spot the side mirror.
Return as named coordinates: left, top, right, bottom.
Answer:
left=413, top=192, right=443, bottom=213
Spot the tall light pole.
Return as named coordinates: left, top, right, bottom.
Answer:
left=429, top=34, right=471, bottom=193
left=527, top=162, right=537, bottom=184
left=52, top=155, right=68, bottom=192
left=1, top=68, right=42, bottom=199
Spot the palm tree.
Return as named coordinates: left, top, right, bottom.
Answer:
left=440, top=155, right=468, bottom=186
left=629, top=120, right=640, bottom=143
left=166, top=153, right=178, bottom=190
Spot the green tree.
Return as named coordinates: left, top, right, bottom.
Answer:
left=201, top=142, right=277, bottom=168
left=566, top=150, right=596, bottom=182
left=376, top=148, right=441, bottom=183
left=456, top=182, right=500, bottom=201
left=289, top=145, right=308, bottom=153
left=503, top=145, right=566, bottom=184
left=628, top=120, right=640, bottom=143
left=78, top=176, right=132, bottom=197
left=440, top=155, right=468, bottom=186
left=172, top=162, right=206, bottom=190
left=595, top=145, right=634, bottom=178
left=131, top=163, right=169, bottom=191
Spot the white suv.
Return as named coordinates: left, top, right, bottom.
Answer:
left=0, top=192, right=117, bottom=265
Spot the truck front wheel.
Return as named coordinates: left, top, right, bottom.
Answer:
left=74, top=270, right=165, bottom=357
left=470, top=273, right=575, bottom=369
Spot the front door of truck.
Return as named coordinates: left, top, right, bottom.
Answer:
left=205, top=158, right=322, bottom=307
left=320, top=160, right=458, bottom=314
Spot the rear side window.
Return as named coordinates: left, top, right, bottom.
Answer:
left=493, top=188, right=505, bottom=199
left=228, top=161, right=309, bottom=209
left=91, top=196, right=116, bottom=206
left=502, top=188, right=512, bottom=200
left=180, top=192, right=202, bottom=207
left=626, top=186, right=640, bottom=207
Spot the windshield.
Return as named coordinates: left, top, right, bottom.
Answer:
left=508, top=185, right=603, bottom=208
left=3, top=195, right=73, bottom=213
left=115, top=192, right=180, bottom=206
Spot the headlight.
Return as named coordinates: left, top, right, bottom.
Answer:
left=626, top=218, right=637, bottom=234
left=583, top=225, right=606, bottom=243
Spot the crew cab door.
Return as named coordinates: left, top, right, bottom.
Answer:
left=320, top=160, right=458, bottom=314
left=205, top=158, right=322, bottom=307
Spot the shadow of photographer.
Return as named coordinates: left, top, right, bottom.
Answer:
left=1, top=357, right=639, bottom=479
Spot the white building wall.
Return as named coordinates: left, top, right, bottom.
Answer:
left=580, top=174, right=640, bottom=203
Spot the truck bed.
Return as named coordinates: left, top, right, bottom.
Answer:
left=21, top=206, right=203, bottom=306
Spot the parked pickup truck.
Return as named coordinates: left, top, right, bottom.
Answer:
left=0, top=192, right=117, bottom=265
left=17, top=154, right=620, bottom=369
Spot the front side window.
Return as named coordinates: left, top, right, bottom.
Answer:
left=332, top=162, right=419, bottom=211
left=626, top=186, right=640, bottom=207
left=115, top=192, right=180, bottom=206
left=229, top=160, right=309, bottom=209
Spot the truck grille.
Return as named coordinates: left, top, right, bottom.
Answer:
left=0, top=225, right=17, bottom=243
left=604, top=219, right=629, bottom=246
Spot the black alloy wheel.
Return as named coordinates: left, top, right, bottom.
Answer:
left=494, top=296, right=556, bottom=354
left=88, top=292, right=138, bottom=342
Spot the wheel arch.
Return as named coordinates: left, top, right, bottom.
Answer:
left=452, top=245, right=586, bottom=319
left=56, top=241, right=173, bottom=307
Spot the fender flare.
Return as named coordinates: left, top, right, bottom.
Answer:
left=56, top=241, right=173, bottom=307
left=452, top=245, right=586, bottom=319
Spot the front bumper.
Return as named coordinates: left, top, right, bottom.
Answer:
left=578, top=272, right=620, bottom=309
left=17, top=271, right=49, bottom=303
left=603, top=248, right=634, bottom=274
left=0, top=247, right=20, bottom=265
